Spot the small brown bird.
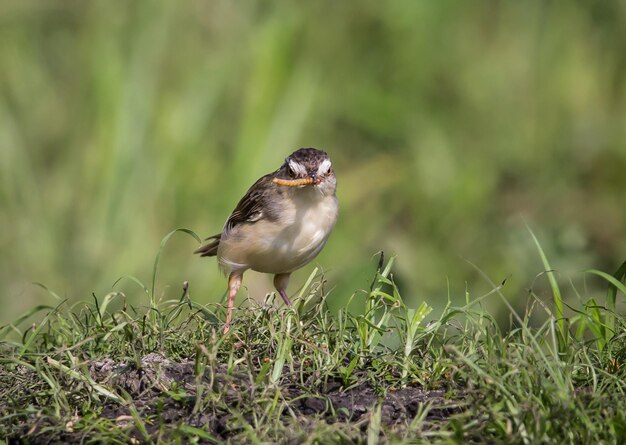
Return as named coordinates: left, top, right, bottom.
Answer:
left=195, top=148, right=338, bottom=333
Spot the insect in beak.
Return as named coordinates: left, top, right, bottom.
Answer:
left=272, top=176, right=321, bottom=187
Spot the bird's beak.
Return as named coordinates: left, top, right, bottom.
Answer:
left=273, top=175, right=321, bottom=187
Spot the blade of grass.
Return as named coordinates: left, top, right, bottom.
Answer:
left=271, top=314, right=293, bottom=384
left=32, top=282, right=62, bottom=301
left=586, top=262, right=626, bottom=336
left=367, top=403, right=382, bottom=445
left=402, top=302, right=432, bottom=383
left=46, top=357, right=124, bottom=404
left=527, top=224, right=568, bottom=349
left=0, top=305, right=55, bottom=340
left=18, top=301, right=66, bottom=358
left=151, top=227, right=201, bottom=309
left=178, top=425, right=221, bottom=443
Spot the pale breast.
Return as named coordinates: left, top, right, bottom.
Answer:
left=218, top=191, right=338, bottom=275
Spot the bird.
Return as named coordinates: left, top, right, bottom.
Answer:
left=195, top=148, right=338, bottom=333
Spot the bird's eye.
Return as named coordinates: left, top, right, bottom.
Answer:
left=288, top=166, right=296, bottom=177
left=326, top=168, right=332, bottom=176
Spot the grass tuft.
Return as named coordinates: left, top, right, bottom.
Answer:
left=1, top=237, right=626, bottom=443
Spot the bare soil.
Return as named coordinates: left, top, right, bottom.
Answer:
left=7, top=353, right=464, bottom=443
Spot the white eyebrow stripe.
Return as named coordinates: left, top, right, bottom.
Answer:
left=317, top=159, right=332, bottom=175
left=288, top=159, right=307, bottom=176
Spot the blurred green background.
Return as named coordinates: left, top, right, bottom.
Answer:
left=1, top=1, right=625, bottom=323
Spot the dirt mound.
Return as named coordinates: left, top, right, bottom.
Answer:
left=85, top=353, right=462, bottom=441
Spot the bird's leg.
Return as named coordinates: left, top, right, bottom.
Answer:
left=224, top=271, right=243, bottom=334
left=273, top=273, right=292, bottom=306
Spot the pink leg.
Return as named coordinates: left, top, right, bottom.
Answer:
left=273, top=273, right=292, bottom=306
left=224, top=272, right=243, bottom=334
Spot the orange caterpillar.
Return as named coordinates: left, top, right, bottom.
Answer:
left=272, top=177, right=318, bottom=187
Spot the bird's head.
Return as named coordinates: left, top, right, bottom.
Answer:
left=273, top=148, right=336, bottom=196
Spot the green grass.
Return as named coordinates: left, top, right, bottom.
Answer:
left=1, top=233, right=626, bottom=444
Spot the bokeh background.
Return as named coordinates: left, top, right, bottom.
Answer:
left=1, top=1, right=625, bottom=323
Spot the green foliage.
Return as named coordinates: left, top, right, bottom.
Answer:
left=576, top=260, right=626, bottom=350
left=528, top=224, right=569, bottom=352
left=1, top=241, right=626, bottom=443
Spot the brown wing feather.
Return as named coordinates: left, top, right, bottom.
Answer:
left=195, top=172, right=278, bottom=258
left=223, top=173, right=276, bottom=234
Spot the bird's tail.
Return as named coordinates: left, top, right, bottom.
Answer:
left=194, top=233, right=221, bottom=257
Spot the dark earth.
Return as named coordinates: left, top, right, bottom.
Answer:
left=6, top=353, right=464, bottom=443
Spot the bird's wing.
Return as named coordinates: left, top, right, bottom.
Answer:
left=224, top=173, right=275, bottom=234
